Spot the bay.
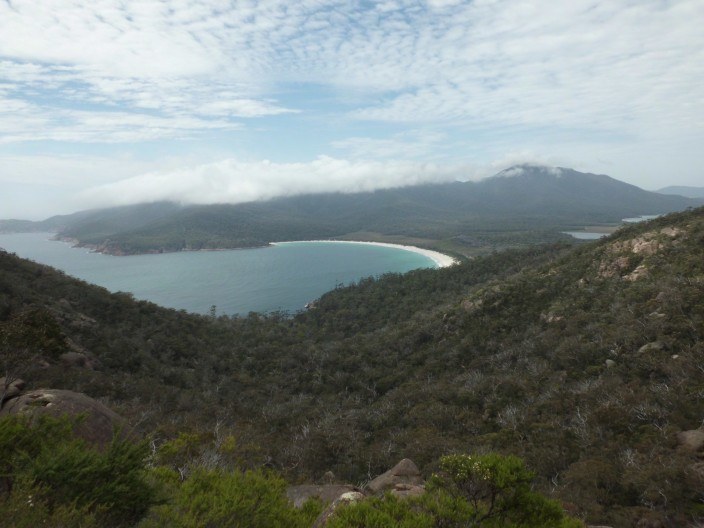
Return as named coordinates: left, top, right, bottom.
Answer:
left=0, top=233, right=436, bottom=316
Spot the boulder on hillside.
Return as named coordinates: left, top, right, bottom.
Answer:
left=286, top=484, right=360, bottom=509
left=59, top=351, right=100, bottom=370
left=638, top=341, right=665, bottom=354
left=0, top=377, right=25, bottom=404
left=677, top=429, right=704, bottom=452
left=312, top=491, right=365, bottom=528
left=367, top=458, right=423, bottom=494
left=0, top=389, right=131, bottom=448
left=390, top=482, right=425, bottom=499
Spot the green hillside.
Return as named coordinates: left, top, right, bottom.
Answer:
left=1, top=207, right=704, bottom=526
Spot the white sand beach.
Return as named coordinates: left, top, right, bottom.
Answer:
left=272, top=240, right=458, bottom=268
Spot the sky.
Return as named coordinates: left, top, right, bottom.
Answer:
left=1, top=0, right=703, bottom=219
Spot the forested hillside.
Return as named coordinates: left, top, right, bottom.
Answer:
left=1, top=207, right=704, bottom=526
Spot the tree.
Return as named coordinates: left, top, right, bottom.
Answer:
left=139, top=467, right=321, bottom=528
left=0, top=414, right=156, bottom=527
left=1, top=308, right=68, bottom=401
left=425, top=453, right=581, bottom=527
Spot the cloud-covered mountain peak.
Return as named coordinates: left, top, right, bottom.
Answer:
left=492, top=164, right=565, bottom=179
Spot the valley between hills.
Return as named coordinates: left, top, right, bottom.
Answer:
left=1, top=199, right=703, bottom=526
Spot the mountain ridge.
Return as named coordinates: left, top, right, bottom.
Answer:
left=657, top=185, right=704, bottom=199
left=1, top=165, right=700, bottom=257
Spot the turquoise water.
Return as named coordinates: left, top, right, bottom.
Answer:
left=0, top=233, right=436, bottom=316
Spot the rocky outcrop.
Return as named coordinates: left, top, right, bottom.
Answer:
left=638, top=341, right=665, bottom=355
left=677, top=429, right=704, bottom=452
left=0, top=377, right=25, bottom=403
left=366, top=458, right=423, bottom=494
left=625, top=264, right=649, bottom=281
left=59, top=351, right=100, bottom=370
left=292, top=458, right=426, bottom=526
left=597, top=227, right=684, bottom=281
left=598, top=256, right=631, bottom=278
left=0, top=389, right=130, bottom=448
left=312, top=491, right=365, bottom=528
left=389, top=482, right=425, bottom=499
left=286, top=484, right=360, bottom=509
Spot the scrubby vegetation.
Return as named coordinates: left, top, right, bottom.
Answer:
left=0, top=415, right=155, bottom=527
left=0, top=414, right=579, bottom=527
left=1, top=207, right=704, bottom=526
left=327, top=454, right=581, bottom=528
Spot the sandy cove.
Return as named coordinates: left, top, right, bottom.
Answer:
left=271, top=240, right=459, bottom=268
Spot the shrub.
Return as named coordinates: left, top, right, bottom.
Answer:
left=140, top=467, right=321, bottom=528
left=327, top=453, right=582, bottom=528
left=0, top=414, right=156, bottom=527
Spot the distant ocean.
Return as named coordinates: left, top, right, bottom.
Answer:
left=0, top=233, right=436, bottom=315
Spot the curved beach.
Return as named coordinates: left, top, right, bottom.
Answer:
left=272, top=240, right=458, bottom=268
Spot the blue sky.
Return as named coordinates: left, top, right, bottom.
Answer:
left=1, top=0, right=703, bottom=219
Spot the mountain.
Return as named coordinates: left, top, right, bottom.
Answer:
left=0, top=202, right=183, bottom=234
left=2, top=207, right=704, bottom=526
left=2, top=165, right=700, bottom=256
left=657, top=185, right=704, bottom=199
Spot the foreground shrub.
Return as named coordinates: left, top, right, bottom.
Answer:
left=328, top=453, right=582, bottom=528
left=0, top=478, right=100, bottom=528
left=0, top=414, right=156, bottom=527
left=140, top=467, right=321, bottom=528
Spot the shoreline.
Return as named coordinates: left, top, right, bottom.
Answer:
left=271, top=240, right=459, bottom=268
left=44, top=233, right=459, bottom=266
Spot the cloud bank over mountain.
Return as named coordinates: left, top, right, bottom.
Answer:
left=81, top=157, right=471, bottom=207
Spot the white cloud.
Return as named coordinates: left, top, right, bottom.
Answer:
left=0, top=153, right=186, bottom=219
left=493, top=165, right=564, bottom=179
left=1, top=0, right=702, bottom=142
left=331, top=130, right=450, bottom=160
left=0, top=0, right=702, bottom=212
left=79, top=156, right=471, bottom=208
left=0, top=98, right=241, bottom=143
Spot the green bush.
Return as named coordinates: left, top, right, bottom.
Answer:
left=328, top=453, right=582, bottom=528
left=140, top=467, right=321, bottom=528
left=0, top=414, right=156, bottom=527
left=326, top=494, right=433, bottom=528
left=0, top=477, right=100, bottom=528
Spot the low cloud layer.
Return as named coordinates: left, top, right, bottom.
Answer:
left=80, top=157, right=472, bottom=208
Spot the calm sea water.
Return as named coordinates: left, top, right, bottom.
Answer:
left=0, top=233, right=436, bottom=316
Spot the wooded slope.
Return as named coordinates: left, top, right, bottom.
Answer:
left=1, top=207, right=703, bottom=526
